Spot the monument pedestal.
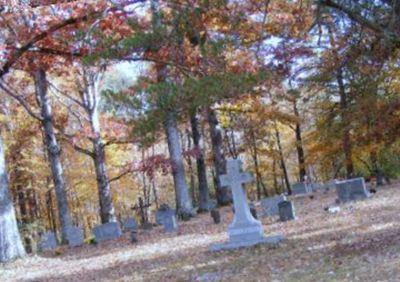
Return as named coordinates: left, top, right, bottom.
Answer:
left=211, top=234, right=284, bottom=251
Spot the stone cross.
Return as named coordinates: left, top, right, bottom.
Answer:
left=220, top=159, right=255, bottom=226
left=211, top=159, right=283, bottom=251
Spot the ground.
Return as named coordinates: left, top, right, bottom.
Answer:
left=2, top=184, right=400, bottom=282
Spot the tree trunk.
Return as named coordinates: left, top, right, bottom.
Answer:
left=185, top=128, right=197, bottom=206
left=272, top=157, right=279, bottom=194
left=91, top=137, right=116, bottom=223
left=151, top=0, right=193, bottom=218
left=151, top=146, right=159, bottom=209
left=275, top=125, right=291, bottom=194
left=207, top=108, right=232, bottom=205
left=370, top=150, right=384, bottom=186
left=0, top=135, right=26, bottom=263
left=293, top=99, right=307, bottom=182
left=249, top=127, right=267, bottom=199
left=34, top=69, right=72, bottom=243
left=190, top=112, right=210, bottom=212
left=45, top=189, right=57, bottom=233
left=164, top=111, right=194, bottom=219
left=89, top=106, right=116, bottom=223
left=337, top=70, right=354, bottom=179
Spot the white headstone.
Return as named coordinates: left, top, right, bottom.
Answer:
left=211, top=159, right=283, bottom=251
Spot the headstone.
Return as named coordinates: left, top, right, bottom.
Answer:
left=123, top=217, right=138, bottom=232
left=291, top=182, right=312, bottom=195
left=65, top=226, right=84, bottom=247
left=278, top=201, right=296, bottom=222
left=93, top=222, right=122, bottom=243
left=260, top=194, right=287, bottom=217
left=211, top=159, right=283, bottom=251
left=39, top=231, right=57, bottom=251
left=210, top=209, right=221, bottom=224
left=335, top=177, right=370, bottom=203
left=155, top=204, right=176, bottom=225
left=163, top=213, right=178, bottom=232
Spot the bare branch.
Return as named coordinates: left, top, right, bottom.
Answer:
left=48, top=80, right=85, bottom=108
left=109, top=166, right=136, bottom=183
left=0, top=80, right=42, bottom=121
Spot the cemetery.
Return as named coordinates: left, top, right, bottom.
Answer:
left=2, top=182, right=400, bottom=281
left=1, top=1, right=400, bottom=281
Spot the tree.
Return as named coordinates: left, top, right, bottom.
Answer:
left=152, top=0, right=194, bottom=219
left=318, top=0, right=400, bottom=53
left=58, top=66, right=118, bottom=224
left=34, top=68, right=73, bottom=242
left=0, top=134, right=26, bottom=263
left=207, top=108, right=231, bottom=205
left=189, top=110, right=210, bottom=212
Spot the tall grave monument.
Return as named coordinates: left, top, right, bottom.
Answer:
left=211, top=159, right=283, bottom=251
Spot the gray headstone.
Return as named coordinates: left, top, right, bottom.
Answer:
left=123, top=217, right=138, bottom=232
left=291, top=182, right=312, bottom=195
left=66, top=226, right=84, bottom=247
left=260, top=194, right=287, bottom=217
left=155, top=204, right=176, bottom=225
left=278, top=201, right=296, bottom=222
left=163, top=213, right=178, bottom=232
left=93, top=222, right=122, bottom=243
left=39, top=231, right=57, bottom=251
left=211, top=159, right=284, bottom=251
left=335, top=177, right=370, bottom=203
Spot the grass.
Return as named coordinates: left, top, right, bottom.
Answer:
left=1, top=184, right=400, bottom=281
